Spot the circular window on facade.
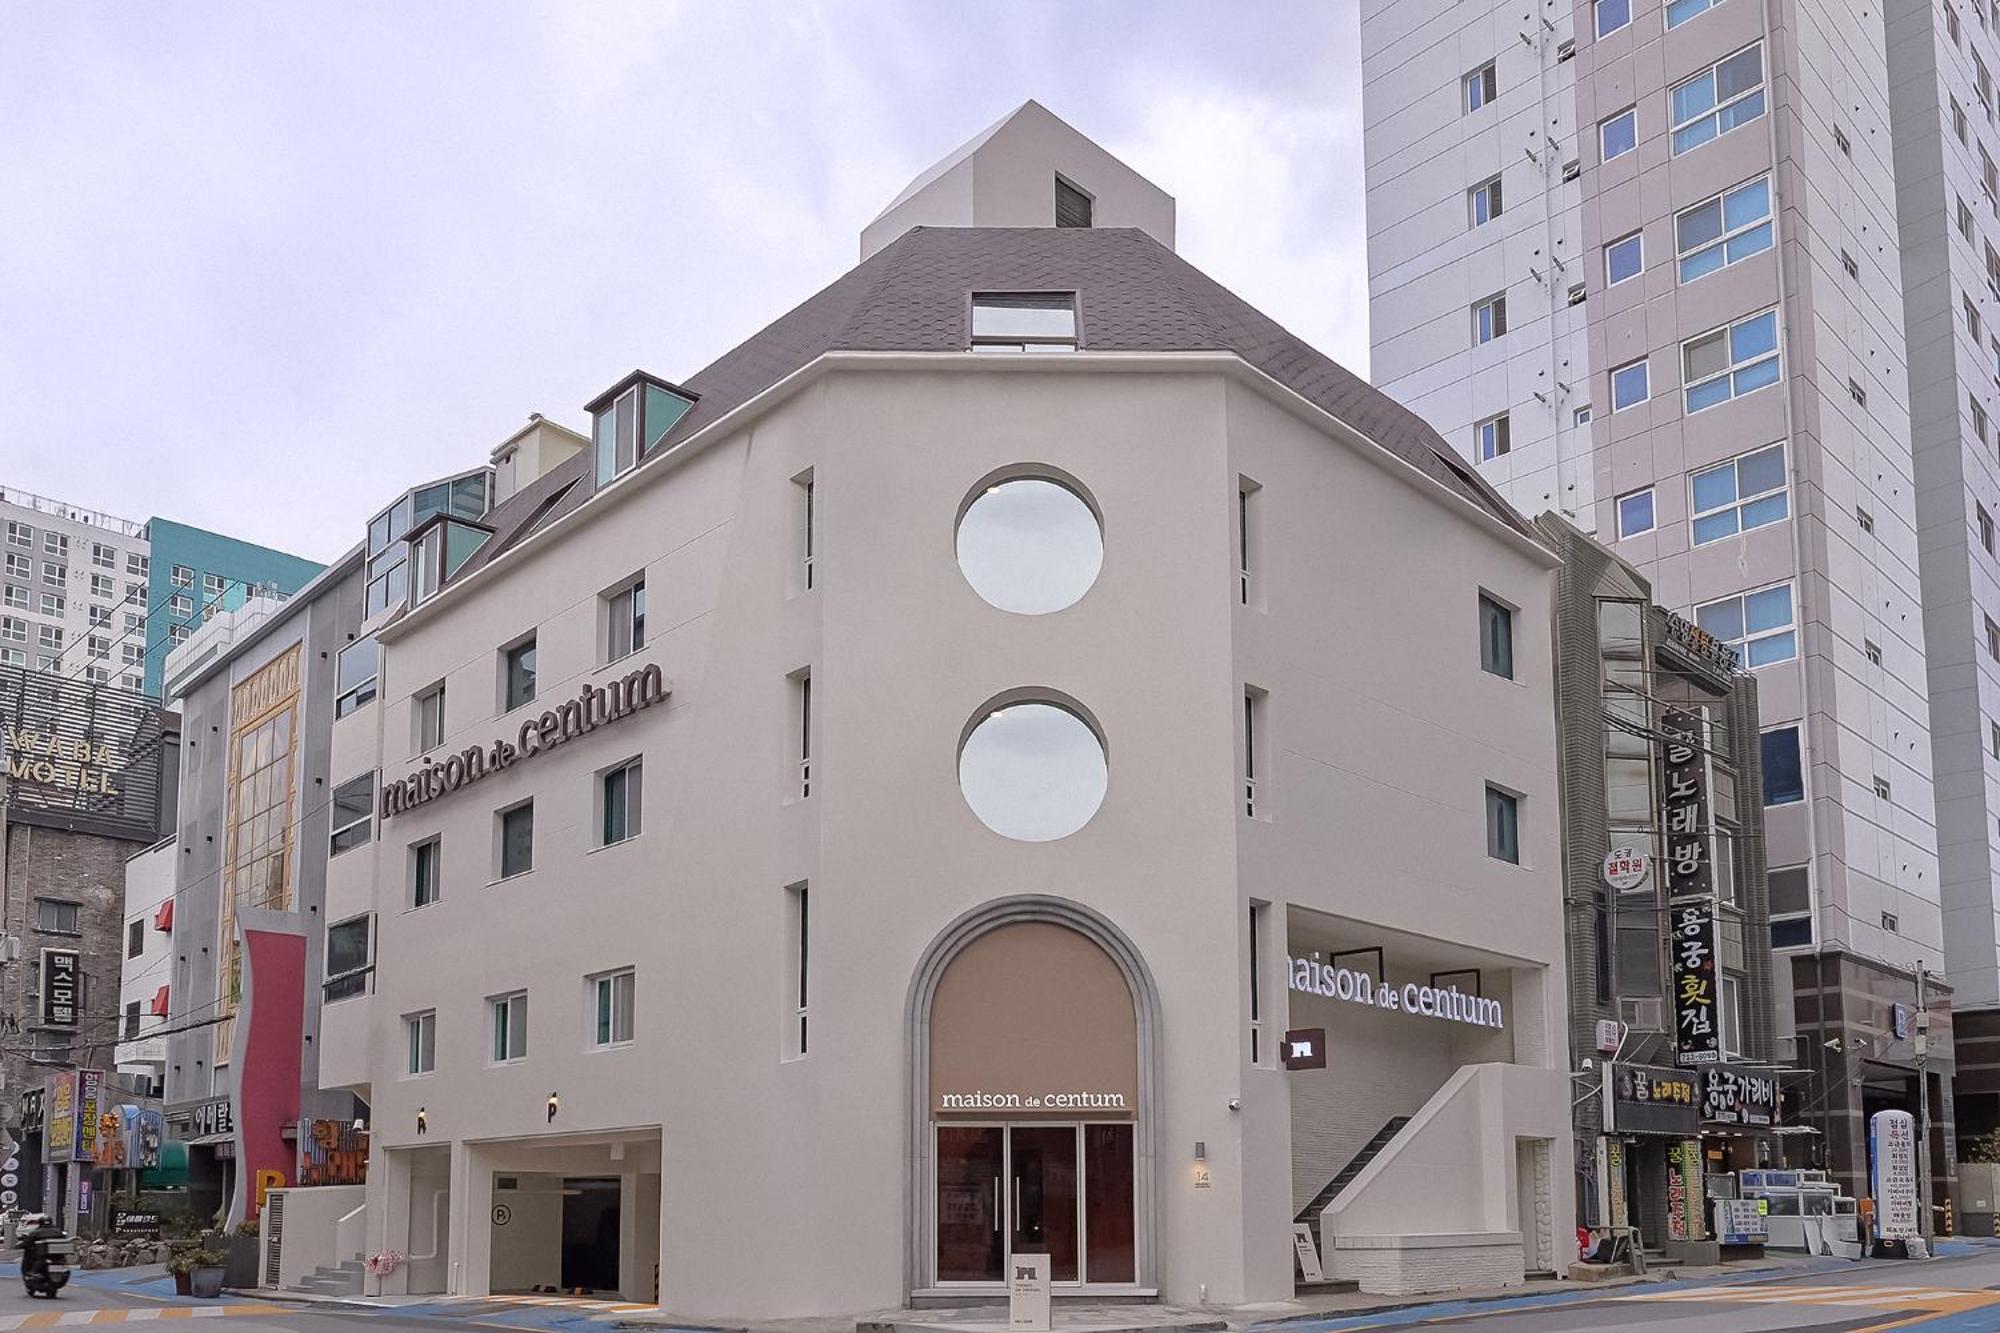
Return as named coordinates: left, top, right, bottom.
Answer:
left=959, top=700, right=1108, bottom=842
left=955, top=475, right=1103, bottom=615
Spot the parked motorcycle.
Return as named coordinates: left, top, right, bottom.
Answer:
left=19, top=1216, right=73, bottom=1297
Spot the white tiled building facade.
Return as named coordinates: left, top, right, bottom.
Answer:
left=0, top=488, right=151, bottom=691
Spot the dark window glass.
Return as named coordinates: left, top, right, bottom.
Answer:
left=1768, top=865, right=1810, bottom=915
left=1771, top=917, right=1813, bottom=948
left=1083, top=1123, right=1135, bottom=1282
left=1485, top=786, right=1520, bottom=862
left=505, top=639, right=537, bottom=710
left=1055, top=176, right=1093, bottom=228
left=1479, top=595, right=1514, bottom=678
left=127, top=919, right=144, bottom=959
left=603, top=760, right=643, bottom=845
left=412, top=840, right=440, bottom=907
left=500, top=803, right=534, bottom=878
left=325, top=916, right=372, bottom=1001
left=1761, top=726, right=1804, bottom=805
left=123, top=1001, right=140, bottom=1040
left=330, top=774, right=374, bottom=855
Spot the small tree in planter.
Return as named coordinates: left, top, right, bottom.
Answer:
left=166, top=1249, right=224, bottom=1298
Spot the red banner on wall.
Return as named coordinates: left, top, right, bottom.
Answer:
left=229, top=913, right=305, bottom=1225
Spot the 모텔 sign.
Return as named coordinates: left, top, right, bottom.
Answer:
left=380, top=664, right=667, bottom=820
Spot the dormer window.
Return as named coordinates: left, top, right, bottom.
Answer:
left=407, top=513, right=493, bottom=607
left=587, top=371, right=698, bottom=487
left=1055, top=175, right=1093, bottom=228
left=970, top=293, right=1078, bottom=353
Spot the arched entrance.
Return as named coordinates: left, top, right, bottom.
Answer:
left=906, top=898, right=1159, bottom=1295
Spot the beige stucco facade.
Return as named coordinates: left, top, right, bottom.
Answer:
left=316, top=344, right=1574, bottom=1315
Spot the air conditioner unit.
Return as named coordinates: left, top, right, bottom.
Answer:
left=1620, top=997, right=1665, bottom=1032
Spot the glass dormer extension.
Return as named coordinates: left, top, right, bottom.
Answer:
left=587, top=370, right=698, bottom=488
left=406, top=511, right=493, bottom=607
left=366, top=468, right=490, bottom=617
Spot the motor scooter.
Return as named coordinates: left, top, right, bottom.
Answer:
left=20, top=1222, right=72, bottom=1298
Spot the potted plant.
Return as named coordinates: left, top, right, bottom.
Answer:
left=222, top=1220, right=260, bottom=1289
left=166, top=1249, right=223, bottom=1297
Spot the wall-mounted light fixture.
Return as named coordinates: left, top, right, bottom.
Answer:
left=1193, top=1141, right=1206, bottom=1162
left=547, top=1092, right=559, bottom=1123
left=416, top=1108, right=428, bottom=1136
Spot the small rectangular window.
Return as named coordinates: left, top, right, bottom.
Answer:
left=795, top=671, right=813, bottom=799
left=330, top=773, right=375, bottom=856
left=1472, top=292, right=1508, bottom=344
left=1485, top=786, right=1521, bottom=864
left=1469, top=176, right=1504, bottom=227
left=795, top=469, right=816, bottom=593
left=1761, top=726, right=1805, bottom=805
left=970, top=293, right=1078, bottom=352
left=1670, top=43, right=1767, bottom=157
left=491, top=992, right=528, bottom=1063
left=1849, top=378, right=1868, bottom=405
left=1842, top=251, right=1859, bottom=279
left=1975, top=395, right=1990, bottom=445
left=1611, top=358, right=1650, bottom=411
left=335, top=635, right=379, bottom=718
left=1990, top=718, right=1999, bottom=759
left=127, top=919, right=144, bottom=959
left=416, top=682, right=446, bottom=753
left=1857, top=506, right=1875, bottom=534
left=1463, top=61, right=1498, bottom=113
left=1989, top=615, right=2000, bottom=660
left=1834, top=125, right=1851, bottom=156
left=325, top=915, right=373, bottom=1002
left=601, top=757, right=644, bottom=846
left=1237, top=477, right=1261, bottom=606
left=1600, top=107, right=1638, bottom=162
left=591, top=969, right=636, bottom=1047
left=503, top=636, right=537, bottom=711
left=786, top=882, right=809, bottom=1059
left=1666, top=0, right=1719, bottom=26
left=1676, top=176, right=1774, bottom=283
left=1605, top=231, right=1644, bottom=285
left=405, top=1011, right=436, bottom=1075
left=1881, top=911, right=1899, bottom=934
left=606, top=577, right=646, bottom=661
left=1596, top=0, right=1632, bottom=36
left=1696, top=582, right=1797, bottom=667
left=1865, top=639, right=1883, bottom=666
left=1617, top=489, right=1655, bottom=538
left=1683, top=308, right=1781, bottom=413
left=1476, top=413, right=1511, bottom=460
left=411, top=838, right=441, bottom=909
left=1874, top=775, right=1893, bottom=799
left=123, top=1000, right=141, bottom=1041
left=1054, top=175, right=1093, bottom=228
left=35, top=899, right=79, bottom=935
left=1574, top=405, right=1593, bottom=426
left=498, top=801, right=534, bottom=879
left=1982, top=503, right=1996, bottom=554
left=1690, top=442, right=1788, bottom=544
left=1478, top=593, right=1514, bottom=679
left=1243, top=686, right=1268, bottom=818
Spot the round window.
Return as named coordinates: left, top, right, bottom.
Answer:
left=958, top=701, right=1108, bottom=842
left=955, top=476, right=1103, bottom=615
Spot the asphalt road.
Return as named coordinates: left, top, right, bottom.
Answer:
left=1289, top=1245, right=2000, bottom=1331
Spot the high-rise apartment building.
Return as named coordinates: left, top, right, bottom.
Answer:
left=0, top=488, right=323, bottom=698
left=1362, top=0, right=1956, bottom=1204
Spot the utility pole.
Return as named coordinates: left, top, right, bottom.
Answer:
left=1916, top=961, right=1933, bottom=1245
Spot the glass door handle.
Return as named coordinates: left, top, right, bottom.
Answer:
left=993, top=1176, right=1001, bottom=1233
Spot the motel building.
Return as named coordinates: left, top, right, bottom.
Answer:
left=314, top=104, right=1576, bottom=1316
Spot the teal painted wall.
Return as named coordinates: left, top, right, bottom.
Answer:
left=143, top=519, right=322, bottom=696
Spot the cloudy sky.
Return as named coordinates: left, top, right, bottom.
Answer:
left=0, top=2, right=1366, bottom=562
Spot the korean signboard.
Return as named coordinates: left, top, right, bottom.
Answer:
left=1666, top=1139, right=1707, bottom=1241
left=39, top=948, right=79, bottom=1028
left=297, top=1118, right=369, bottom=1187
left=1660, top=708, right=1715, bottom=901
left=1602, top=1062, right=1701, bottom=1136
left=0, top=666, right=168, bottom=839
left=1701, top=1068, right=1777, bottom=1126
left=174, top=1096, right=234, bottom=1141
left=1870, top=1109, right=1919, bottom=1240
left=43, top=1072, right=75, bottom=1163
left=74, top=1071, right=103, bottom=1164
left=1670, top=902, right=1722, bottom=1065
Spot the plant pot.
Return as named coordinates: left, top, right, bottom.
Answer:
left=222, top=1235, right=259, bottom=1289
left=189, top=1267, right=225, bottom=1299
left=173, top=1271, right=192, bottom=1296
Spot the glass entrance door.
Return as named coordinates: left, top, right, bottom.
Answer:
left=936, top=1126, right=1005, bottom=1282
left=935, top=1123, right=1134, bottom=1287
left=1009, top=1126, right=1079, bottom=1281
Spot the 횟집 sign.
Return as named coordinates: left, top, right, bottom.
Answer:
left=1670, top=902, right=1721, bottom=1065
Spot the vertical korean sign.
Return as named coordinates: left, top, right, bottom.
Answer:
left=1662, top=708, right=1721, bottom=1065
left=74, top=1071, right=103, bottom=1164
left=1665, top=1139, right=1707, bottom=1241
left=39, top=948, right=80, bottom=1028
left=1870, top=1109, right=1919, bottom=1240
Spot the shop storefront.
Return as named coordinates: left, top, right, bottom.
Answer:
left=1598, top=1063, right=1706, bottom=1258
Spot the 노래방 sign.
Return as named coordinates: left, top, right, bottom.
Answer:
left=1602, top=1062, right=1701, bottom=1136
left=1660, top=708, right=1715, bottom=902
left=1666, top=1139, right=1706, bottom=1241
left=380, top=664, right=666, bottom=819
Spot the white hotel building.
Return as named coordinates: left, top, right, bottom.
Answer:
left=316, top=105, right=1575, bottom=1314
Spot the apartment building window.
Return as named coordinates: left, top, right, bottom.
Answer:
left=1248, top=900, right=1269, bottom=1063
left=123, top=612, right=140, bottom=633
left=119, top=673, right=139, bottom=692
left=1666, top=0, right=1719, bottom=25
left=1611, top=357, right=1651, bottom=411
left=1842, top=251, right=1860, bottom=279
left=88, top=573, right=112, bottom=600
left=491, top=991, right=528, bottom=1063
left=786, top=882, right=809, bottom=1058
left=1479, top=593, right=1515, bottom=679
left=1469, top=176, right=1503, bottom=228
left=39, top=593, right=62, bottom=617
left=41, top=564, right=63, bottom=589
left=601, top=757, right=643, bottom=846
left=123, top=1001, right=141, bottom=1041
left=410, top=837, right=441, bottom=909
left=202, top=572, right=225, bottom=600
left=1472, top=293, right=1507, bottom=344
left=86, top=634, right=107, bottom=658
left=1866, top=639, right=1883, bottom=666
left=1600, top=107, right=1638, bottom=162
left=590, top=969, right=636, bottom=1047
left=1881, top=911, right=1900, bottom=934
left=1463, top=61, right=1498, bottom=113
left=324, top=915, right=373, bottom=1002
left=2, top=585, right=20, bottom=610
left=168, top=624, right=189, bottom=646
left=42, top=532, right=65, bottom=557
left=1983, top=502, right=1997, bottom=554
left=0, top=617, right=21, bottom=643
left=1962, top=198, right=1978, bottom=243
left=1691, top=442, right=1788, bottom=544
left=5, top=553, right=27, bottom=579
left=1985, top=614, right=1998, bottom=659
left=1606, top=232, right=1643, bottom=285
left=124, top=581, right=142, bottom=604
left=127, top=919, right=144, bottom=959
left=170, top=564, right=192, bottom=587
left=38, top=625, right=62, bottom=652
left=1970, top=291, right=1986, bottom=341
left=503, top=636, right=537, bottom=710
left=168, top=593, right=193, bottom=619
left=405, top=1011, right=436, bottom=1076
left=89, top=542, right=114, bottom=569
left=1596, top=0, right=1631, bottom=36
left=1951, top=3, right=1963, bottom=43
left=605, top=576, right=646, bottom=661
left=335, top=635, right=378, bottom=717
left=1670, top=44, right=1766, bottom=156
left=0, top=648, right=20, bottom=668
left=1833, top=125, right=1851, bottom=156
left=1696, top=583, right=1797, bottom=667
left=1574, top=405, right=1594, bottom=426
left=794, top=671, right=812, bottom=798
left=970, top=292, right=1078, bottom=351
left=1957, top=96, right=1971, bottom=143
left=1874, top=775, right=1893, bottom=799
left=329, top=773, right=374, bottom=855
left=1850, top=378, right=1868, bottom=405
left=31, top=1032, right=72, bottom=1066
left=1055, top=175, right=1093, bottom=228
left=1977, top=395, right=1991, bottom=445
left=497, top=801, right=534, bottom=879
left=84, top=665, right=108, bottom=686
left=35, top=899, right=80, bottom=935
left=416, top=682, right=445, bottom=752
left=1761, top=726, right=1804, bottom=804
left=1485, top=786, right=1521, bottom=864
left=4, top=522, right=28, bottom=548
left=1992, top=718, right=2000, bottom=758
left=127, top=551, right=147, bottom=577
left=1476, top=413, right=1511, bottom=460
left=1683, top=309, right=1780, bottom=412
left=1981, top=53, right=1995, bottom=114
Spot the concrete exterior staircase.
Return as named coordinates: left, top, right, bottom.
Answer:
left=293, top=1257, right=365, bottom=1297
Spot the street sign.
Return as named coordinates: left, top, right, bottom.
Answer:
left=1603, top=846, right=1650, bottom=891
